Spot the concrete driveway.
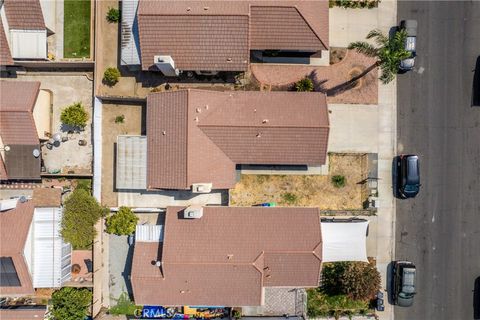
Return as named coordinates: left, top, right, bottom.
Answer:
left=328, top=104, right=379, bottom=153
left=108, top=234, right=134, bottom=306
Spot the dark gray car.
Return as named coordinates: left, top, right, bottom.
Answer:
left=398, top=154, right=420, bottom=198
left=393, top=261, right=417, bottom=307
left=399, top=20, right=418, bottom=71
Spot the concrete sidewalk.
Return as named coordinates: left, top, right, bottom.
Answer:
left=329, top=1, right=397, bottom=319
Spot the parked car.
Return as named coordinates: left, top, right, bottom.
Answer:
left=398, top=154, right=420, bottom=198
left=399, top=20, right=418, bottom=72
left=473, top=55, right=480, bottom=107
left=392, top=261, right=417, bottom=307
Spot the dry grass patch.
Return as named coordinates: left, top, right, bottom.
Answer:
left=230, top=154, right=367, bottom=210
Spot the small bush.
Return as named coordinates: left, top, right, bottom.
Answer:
left=106, top=7, right=120, bottom=23
left=109, top=292, right=139, bottom=316
left=103, top=67, right=121, bottom=86
left=232, top=310, right=242, bottom=320
left=331, top=175, right=346, bottom=188
left=332, top=0, right=380, bottom=9
left=51, top=287, right=92, bottom=320
left=282, top=192, right=298, bottom=204
left=75, top=179, right=92, bottom=193
left=295, top=77, right=314, bottom=92
left=115, top=115, right=125, bottom=124
left=60, top=102, right=88, bottom=129
left=105, top=206, right=139, bottom=236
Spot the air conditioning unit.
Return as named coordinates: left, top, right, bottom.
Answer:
left=184, top=206, right=203, bottom=219
left=154, top=55, right=179, bottom=76
left=191, top=183, right=212, bottom=193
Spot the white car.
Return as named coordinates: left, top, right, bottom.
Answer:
left=399, top=20, right=418, bottom=72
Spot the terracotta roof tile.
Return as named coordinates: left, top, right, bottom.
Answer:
left=0, top=155, right=8, bottom=180
left=32, top=188, right=62, bottom=207
left=0, top=22, right=13, bottom=66
left=0, top=112, right=38, bottom=145
left=3, top=0, right=46, bottom=30
left=0, top=81, right=41, bottom=180
left=147, top=90, right=329, bottom=189
left=131, top=206, right=322, bottom=306
left=250, top=6, right=325, bottom=51
left=0, top=201, right=35, bottom=296
left=0, top=307, right=47, bottom=319
left=138, top=14, right=249, bottom=71
left=137, top=0, right=328, bottom=71
left=0, top=81, right=40, bottom=112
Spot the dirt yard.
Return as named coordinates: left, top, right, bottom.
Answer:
left=229, top=154, right=368, bottom=210
left=101, top=104, right=143, bottom=207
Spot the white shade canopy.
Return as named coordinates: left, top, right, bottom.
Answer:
left=321, top=220, right=369, bottom=262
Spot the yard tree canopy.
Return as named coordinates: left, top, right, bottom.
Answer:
left=322, top=261, right=381, bottom=301
left=60, top=102, right=89, bottom=129
left=105, top=206, right=139, bottom=236
left=61, top=188, right=104, bottom=249
left=51, top=287, right=92, bottom=320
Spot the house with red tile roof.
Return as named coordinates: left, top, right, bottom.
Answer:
left=121, top=0, right=329, bottom=74
left=0, top=188, right=71, bottom=297
left=131, top=206, right=323, bottom=306
left=0, top=81, right=51, bottom=180
left=130, top=206, right=369, bottom=307
left=0, top=0, right=47, bottom=63
left=116, top=90, right=329, bottom=191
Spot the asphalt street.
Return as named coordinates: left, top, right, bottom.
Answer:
left=395, top=1, right=480, bottom=320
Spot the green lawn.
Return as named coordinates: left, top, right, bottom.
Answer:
left=64, top=0, right=91, bottom=58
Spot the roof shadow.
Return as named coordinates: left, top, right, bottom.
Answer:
left=472, top=56, right=480, bottom=107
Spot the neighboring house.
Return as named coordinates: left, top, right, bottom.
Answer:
left=0, top=188, right=72, bottom=297
left=121, top=0, right=329, bottom=74
left=130, top=206, right=369, bottom=307
left=116, top=90, right=329, bottom=191
left=0, top=306, right=47, bottom=320
left=0, top=81, right=52, bottom=181
left=0, top=0, right=47, bottom=62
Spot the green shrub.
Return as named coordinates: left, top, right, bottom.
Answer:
left=75, top=179, right=92, bottom=193
left=295, top=77, right=314, bottom=92
left=106, top=7, right=120, bottom=23
left=307, top=289, right=369, bottom=318
left=109, top=292, right=139, bottom=316
left=115, top=115, right=125, bottom=124
left=61, top=189, right=103, bottom=249
left=50, top=287, right=92, bottom=320
left=232, top=310, right=242, bottom=320
left=60, top=102, right=88, bottom=128
left=281, top=192, right=298, bottom=204
left=331, top=175, right=346, bottom=188
left=321, top=262, right=381, bottom=301
left=105, top=206, right=139, bottom=236
left=103, top=67, right=121, bottom=86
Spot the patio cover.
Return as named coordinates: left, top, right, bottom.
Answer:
left=320, top=220, right=369, bottom=262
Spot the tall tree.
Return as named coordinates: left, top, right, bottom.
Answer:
left=348, top=29, right=411, bottom=84
left=61, top=189, right=103, bottom=249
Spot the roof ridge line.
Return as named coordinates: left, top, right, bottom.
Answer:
left=292, top=6, right=328, bottom=51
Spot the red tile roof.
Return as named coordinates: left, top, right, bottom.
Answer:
left=131, top=206, right=322, bottom=306
left=0, top=21, right=13, bottom=66
left=0, top=307, right=47, bottom=319
left=137, top=0, right=328, bottom=71
left=3, top=0, right=46, bottom=30
left=147, top=90, right=329, bottom=190
left=0, top=81, right=41, bottom=180
left=0, top=201, right=35, bottom=296
left=250, top=6, right=326, bottom=51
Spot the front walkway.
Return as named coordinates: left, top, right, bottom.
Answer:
left=251, top=50, right=378, bottom=105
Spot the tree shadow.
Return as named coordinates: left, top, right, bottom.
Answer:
left=472, top=56, right=480, bottom=107
left=323, top=63, right=378, bottom=97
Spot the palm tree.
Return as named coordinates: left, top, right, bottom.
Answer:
left=348, top=29, right=411, bottom=84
